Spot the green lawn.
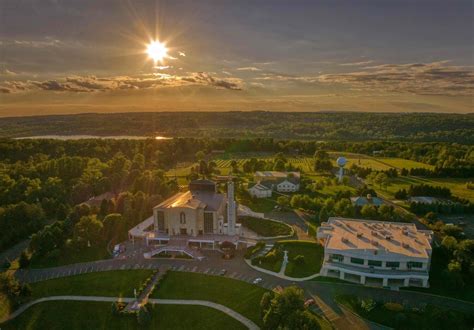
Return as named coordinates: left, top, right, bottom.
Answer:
left=30, top=270, right=154, bottom=299
left=29, top=243, right=110, bottom=268
left=376, top=157, right=434, bottom=170
left=236, top=194, right=278, bottom=213
left=2, top=301, right=246, bottom=330
left=278, top=241, right=324, bottom=278
left=374, top=176, right=474, bottom=202
left=151, top=271, right=268, bottom=326
left=239, top=216, right=293, bottom=237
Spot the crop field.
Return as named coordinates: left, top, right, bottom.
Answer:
left=213, top=156, right=314, bottom=172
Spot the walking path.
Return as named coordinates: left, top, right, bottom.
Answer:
left=125, top=266, right=169, bottom=312
left=11, top=252, right=474, bottom=328
left=3, top=295, right=259, bottom=330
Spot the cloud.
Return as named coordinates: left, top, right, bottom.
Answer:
left=256, top=61, right=473, bottom=96
left=339, top=60, right=374, bottom=66
left=236, top=66, right=262, bottom=71
left=0, top=68, right=17, bottom=76
left=181, top=72, right=242, bottom=90
left=0, top=72, right=243, bottom=94
left=318, top=61, right=474, bottom=96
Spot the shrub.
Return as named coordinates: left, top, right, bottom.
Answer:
left=19, top=251, right=30, bottom=268
left=293, top=255, right=305, bottom=265
left=360, top=298, right=376, bottom=312
left=137, top=305, right=151, bottom=325
left=384, top=302, right=404, bottom=312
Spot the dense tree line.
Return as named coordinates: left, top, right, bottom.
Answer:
left=1, top=112, right=473, bottom=143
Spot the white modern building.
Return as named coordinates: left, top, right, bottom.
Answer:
left=317, top=217, right=433, bottom=288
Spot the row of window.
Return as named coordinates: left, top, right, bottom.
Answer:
left=330, top=254, right=423, bottom=269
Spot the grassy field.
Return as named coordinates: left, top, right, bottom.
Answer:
left=236, top=194, right=278, bottom=213
left=30, top=270, right=154, bottom=299
left=327, top=152, right=433, bottom=171
left=2, top=301, right=246, bottom=330
left=29, top=243, right=110, bottom=269
left=151, top=271, right=267, bottom=326
left=377, top=157, right=434, bottom=170
left=278, top=241, right=324, bottom=278
left=373, top=176, right=474, bottom=202
left=239, top=216, right=293, bottom=237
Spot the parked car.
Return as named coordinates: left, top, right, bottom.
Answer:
left=219, top=269, right=227, bottom=276
left=253, top=277, right=263, bottom=284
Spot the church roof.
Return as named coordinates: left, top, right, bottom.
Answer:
left=154, top=190, right=224, bottom=211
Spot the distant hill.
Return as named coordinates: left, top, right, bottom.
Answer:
left=0, top=112, right=473, bottom=143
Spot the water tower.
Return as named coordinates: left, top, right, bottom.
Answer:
left=336, top=156, right=347, bottom=183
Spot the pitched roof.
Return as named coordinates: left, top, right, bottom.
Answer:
left=154, top=190, right=225, bottom=211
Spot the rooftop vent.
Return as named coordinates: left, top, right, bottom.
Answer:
left=371, top=240, right=379, bottom=246
left=342, top=237, right=350, bottom=244
left=402, top=242, right=410, bottom=249
left=357, top=233, right=364, bottom=238
left=385, top=235, right=392, bottom=240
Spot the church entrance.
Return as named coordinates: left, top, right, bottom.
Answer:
left=180, top=228, right=187, bottom=235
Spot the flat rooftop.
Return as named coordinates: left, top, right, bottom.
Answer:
left=318, top=217, right=433, bottom=259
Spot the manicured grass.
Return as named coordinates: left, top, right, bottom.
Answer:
left=336, top=294, right=474, bottom=329
left=30, top=270, right=154, bottom=299
left=2, top=301, right=246, bottom=330
left=29, top=243, right=110, bottom=268
left=239, top=216, right=293, bottom=237
left=376, top=157, right=434, bottom=170
left=373, top=176, right=474, bottom=202
left=237, top=194, right=278, bottom=213
left=151, top=271, right=268, bottom=326
left=253, top=252, right=283, bottom=273
left=278, top=241, right=324, bottom=278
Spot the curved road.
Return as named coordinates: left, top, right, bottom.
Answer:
left=3, top=295, right=259, bottom=330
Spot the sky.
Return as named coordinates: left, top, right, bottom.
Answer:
left=0, top=0, right=472, bottom=117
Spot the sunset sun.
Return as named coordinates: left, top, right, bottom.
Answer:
left=146, top=40, right=168, bottom=63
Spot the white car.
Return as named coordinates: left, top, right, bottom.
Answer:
left=253, top=277, right=263, bottom=284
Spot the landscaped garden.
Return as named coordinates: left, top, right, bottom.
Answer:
left=239, top=216, right=293, bottom=237
left=336, top=294, right=474, bottom=329
left=250, top=240, right=324, bottom=278
left=279, top=240, right=324, bottom=278
left=2, top=301, right=247, bottom=330
left=150, top=271, right=268, bottom=326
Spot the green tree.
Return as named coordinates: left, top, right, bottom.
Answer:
left=277, top=196, right=290, bottom=210
left=73, top=215, right=103, bottom=248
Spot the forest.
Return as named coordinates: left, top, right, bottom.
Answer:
left=0, top=112, right=473, bottom=143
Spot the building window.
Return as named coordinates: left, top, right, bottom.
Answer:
left=407, top=261, right=423, bottom=269
left=204, top=212, right=213, bottom=233
left=157, top=211, right=165, bottom=231
left=386, top=261, right=400, bottom=268
left=330, top=254, right=344, bottom=262
left=350, top=257, right=364, bottom=265
left=368, top=260, right=382, bottom=267
left=180, top=212, right=186, bottom=224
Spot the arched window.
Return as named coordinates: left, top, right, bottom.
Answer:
left=180, top=212, right=186, bottom=224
